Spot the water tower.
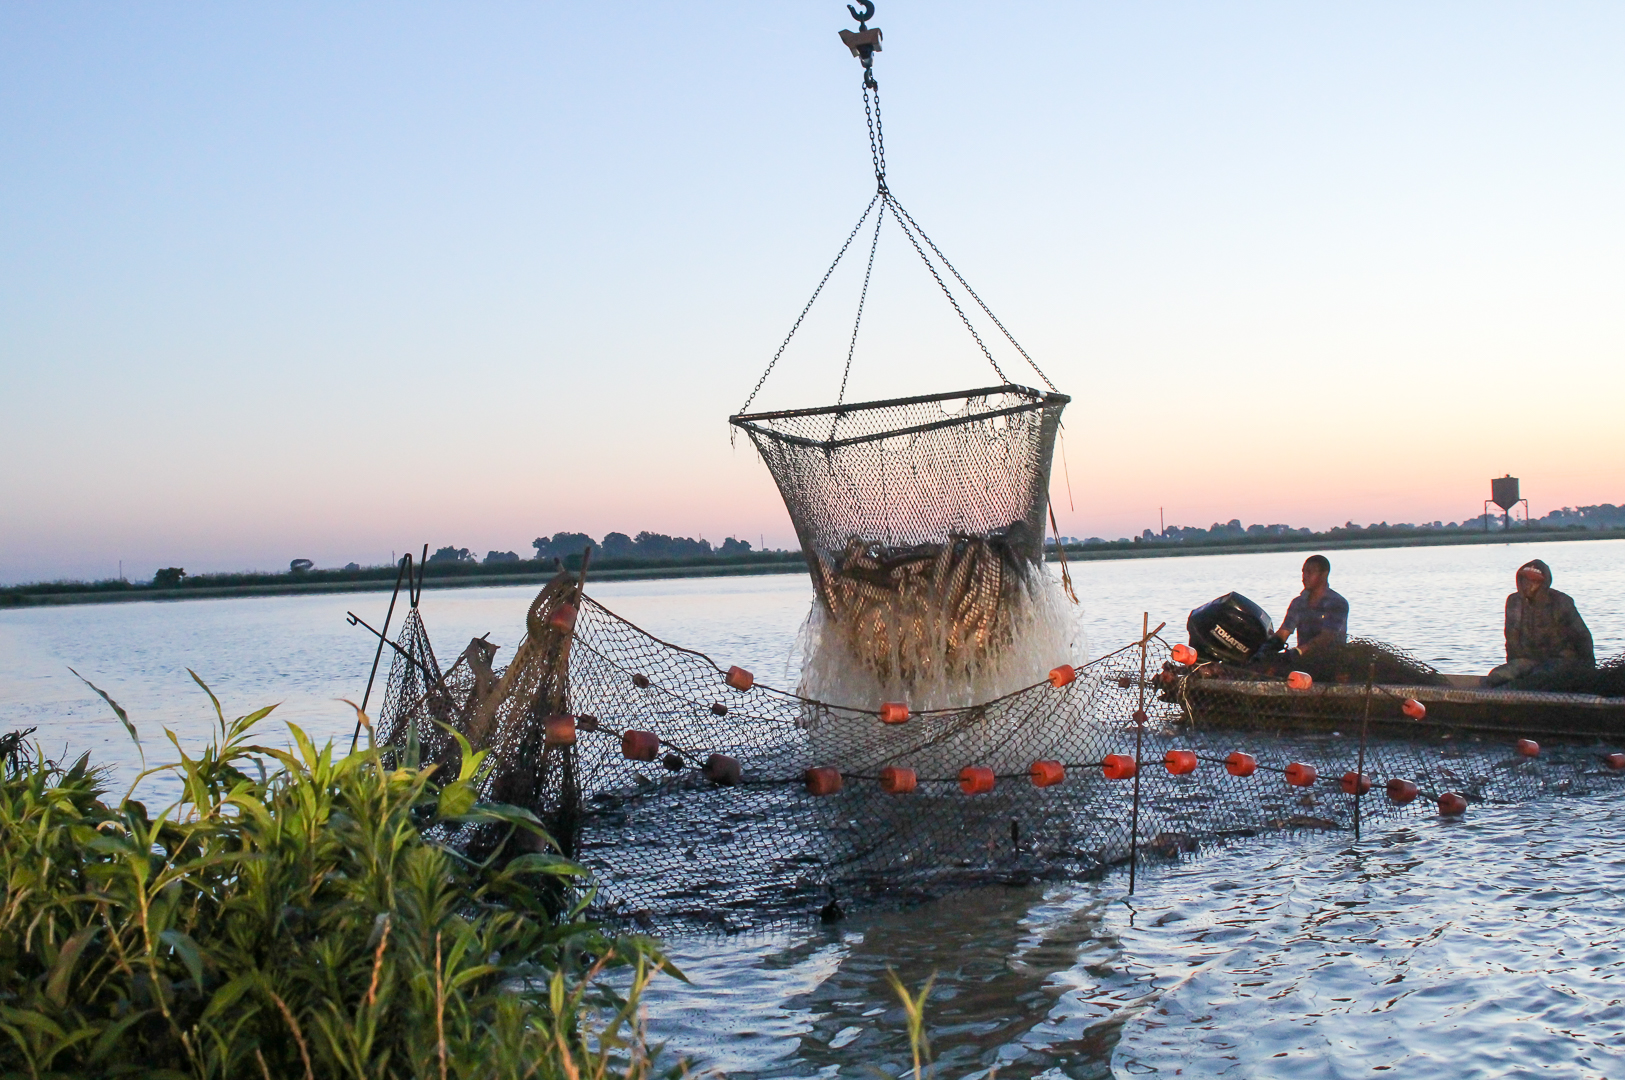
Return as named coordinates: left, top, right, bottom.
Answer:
left=1484, top=474, right=1529, bottom=531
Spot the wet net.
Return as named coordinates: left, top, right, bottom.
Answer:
left=367, top=581, right=1625, bottom=930
left=731, top=386, right=1070, bottom=701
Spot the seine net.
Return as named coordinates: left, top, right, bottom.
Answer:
left=367, top=581, right=1625, bottom=930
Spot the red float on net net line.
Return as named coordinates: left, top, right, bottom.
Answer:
left=1170, top=643, right=1198, bottom=665
left=543, top=715, right=577, bottom=746
left=1049, top=665, right=1077, bottom=688
left=1225, top=751, right=1257, bottom=777
left=1516, top=739, right=1540, bottom=757
left=804, top=767, right=843, bottom=796
left=1339, top=771, right=1372, bottom=796
left=879, top=702, right=910, bottom=725
left=724, top=666, right=755, bottom=692
left=548, top=604, right=577, bottom=633
left=702, top=754, right=742, bottom=786
left=959, top=766, right=995, bottom=795
left=621, top=730, right=659, bottom=761
left=1030, top=760, right=1065, bottom=787
left=880, top=765, right=917, bottom=794
left=1438, top=792, right=1468, bottom=816
left=1164, top=750, right=1197, bottom=775
left=1103, top=754, right=1137, bottom=780
left=1284, top=762, right=1318, bottom=787
left=1402, top=698, right=1426, bottom=720
left=1605, top=753, right=1625, bottom=770
left=1286, top=671, right=1314, bottom=691
left=1386, top=778, right=1420, bottom=804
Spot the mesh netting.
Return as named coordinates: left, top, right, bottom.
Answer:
left=368, top=581, right=1625, bottom=930
left=731, top=386, right=1069, bottom=694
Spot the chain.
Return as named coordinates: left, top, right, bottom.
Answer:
left=886, top=199, right=1009, bottom=384
left=887, top=197, right=1057, bottom=391
left=834, top=204, right=885, bottom=412
left=736, top=191, right=882, bottom=418
left=863, top=78, right=887, bottom=193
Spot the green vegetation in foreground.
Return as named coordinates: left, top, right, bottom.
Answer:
left=0, top=680, right=676, bottom=1080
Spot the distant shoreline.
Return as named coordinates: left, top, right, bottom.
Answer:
left=3, top=528, right=1618, bottom=608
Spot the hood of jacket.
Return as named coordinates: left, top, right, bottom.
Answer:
left=1517, top=558, right=1552, bottom=587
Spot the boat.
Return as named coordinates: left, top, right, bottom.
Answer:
left=1175, top=671, right=1625, bottom=741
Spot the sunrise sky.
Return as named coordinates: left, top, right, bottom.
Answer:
left=3, top=2, right=1623, bottom=583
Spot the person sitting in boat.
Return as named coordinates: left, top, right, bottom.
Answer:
left=1271, top=554, right=1349, bottom=658
left=1487, top=559, right=1594, bottom=688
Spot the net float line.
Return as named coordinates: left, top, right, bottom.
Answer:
left=367, top=577, right=1625, bottom=928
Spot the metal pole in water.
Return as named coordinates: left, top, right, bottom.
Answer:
left=1355, top=660, right=1374, bottom=841
left=1129, top=611, right=1148, bottom=894
left=351, top=553, right=411, bottom=753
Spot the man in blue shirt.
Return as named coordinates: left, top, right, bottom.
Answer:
left=1274, top=554, right=1349, bottom=658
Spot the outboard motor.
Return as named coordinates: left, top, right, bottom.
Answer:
left=1187, top=592, right=1277, bottom=663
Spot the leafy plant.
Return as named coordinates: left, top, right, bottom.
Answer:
left=0, top=676, right=677, bottom=1079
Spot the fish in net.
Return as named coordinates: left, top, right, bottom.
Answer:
left=732, top=386, right=1076, bottom=709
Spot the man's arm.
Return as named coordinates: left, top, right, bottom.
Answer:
left=1560, top=596, right=1595, bottom=666
left=1277, top=596, right=1302, bottom=642
left=1504, top=593, right=1519, bottom=662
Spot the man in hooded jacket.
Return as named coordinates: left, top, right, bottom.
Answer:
left=1487, top=558, right=1594, bottom=688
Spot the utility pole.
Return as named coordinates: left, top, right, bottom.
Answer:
left=1159, top=507, right=1164, bottom=537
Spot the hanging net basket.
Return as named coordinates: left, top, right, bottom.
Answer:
left=732, top=384, right=1069, bottom=687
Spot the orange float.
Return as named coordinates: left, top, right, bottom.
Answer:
left=959, top=766, right=995, bottom=795
left=1049, top=665, right=1077, bottom=688
left=702, top=754, right=742, bottom=786
left=1286, top=671, right=1313, bottom=691
left=804, top=767, right=843, bottom=796
left=879, top=702, right=910, bottom=725
left=1605, top=753, right=1625, bottom=770
left=1224, top=751, right=1257, bottom=777
left=621, top=730, right=659, bottom=762
left=1171, top=643, right=1199, bottom=665
left=724, top=666, right=755, bottom=692
left=1339, top=771, right=1371, bottom=796
left=1030, top=760, right=1065, bottom=787
left=1402, top=698, right=1426, bottom=720
left=1103, top=754, right=1137, bottom=780
left=1516, top=739, right=1540, bottom=757
left=1284, top=762, right=1318, bottom=787
left=880, top=765, right=917, bottom=794
left=548, top=604, right=577, bottom=632
left=1164, top=750, right=1198, bottom=776
left=1386, top=778, right=1419, bottom=804
left=1438, top=792, right=1467, bottom=816
left=543, top=715, right=577, bottom=746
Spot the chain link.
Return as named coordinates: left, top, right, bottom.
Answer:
left=863, top=79, right=887, bottom=193
left=834, top=204, right=885, bottom=411
left=736, top=191, right=882, bottom=418
left=885, top=200, right=1009, bottom=384
left=887, top=197, right=1057, bottom=392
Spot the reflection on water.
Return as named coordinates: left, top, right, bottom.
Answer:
left=644, top=792, right=1624, bottom=1078
left=2, top=540, right=1623, bottom=1076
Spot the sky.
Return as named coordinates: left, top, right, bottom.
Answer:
left=2, top=2, right=1623, bottom=584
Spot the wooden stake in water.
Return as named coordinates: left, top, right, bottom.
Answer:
left=1355, top=660, right=1374, bottom=841
left=1129, top=611, right=1148, bottom=895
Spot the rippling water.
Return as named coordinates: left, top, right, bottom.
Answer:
left=1, top=538, right=1621, bottom=1076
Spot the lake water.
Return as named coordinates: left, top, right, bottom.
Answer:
left=2, top=539, right=1621, bottom=1077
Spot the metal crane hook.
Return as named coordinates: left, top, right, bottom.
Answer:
left=847, top=1, right=875, bottom=26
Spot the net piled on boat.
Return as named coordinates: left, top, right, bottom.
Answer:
left=368, top=578, right=1625, bottom=929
